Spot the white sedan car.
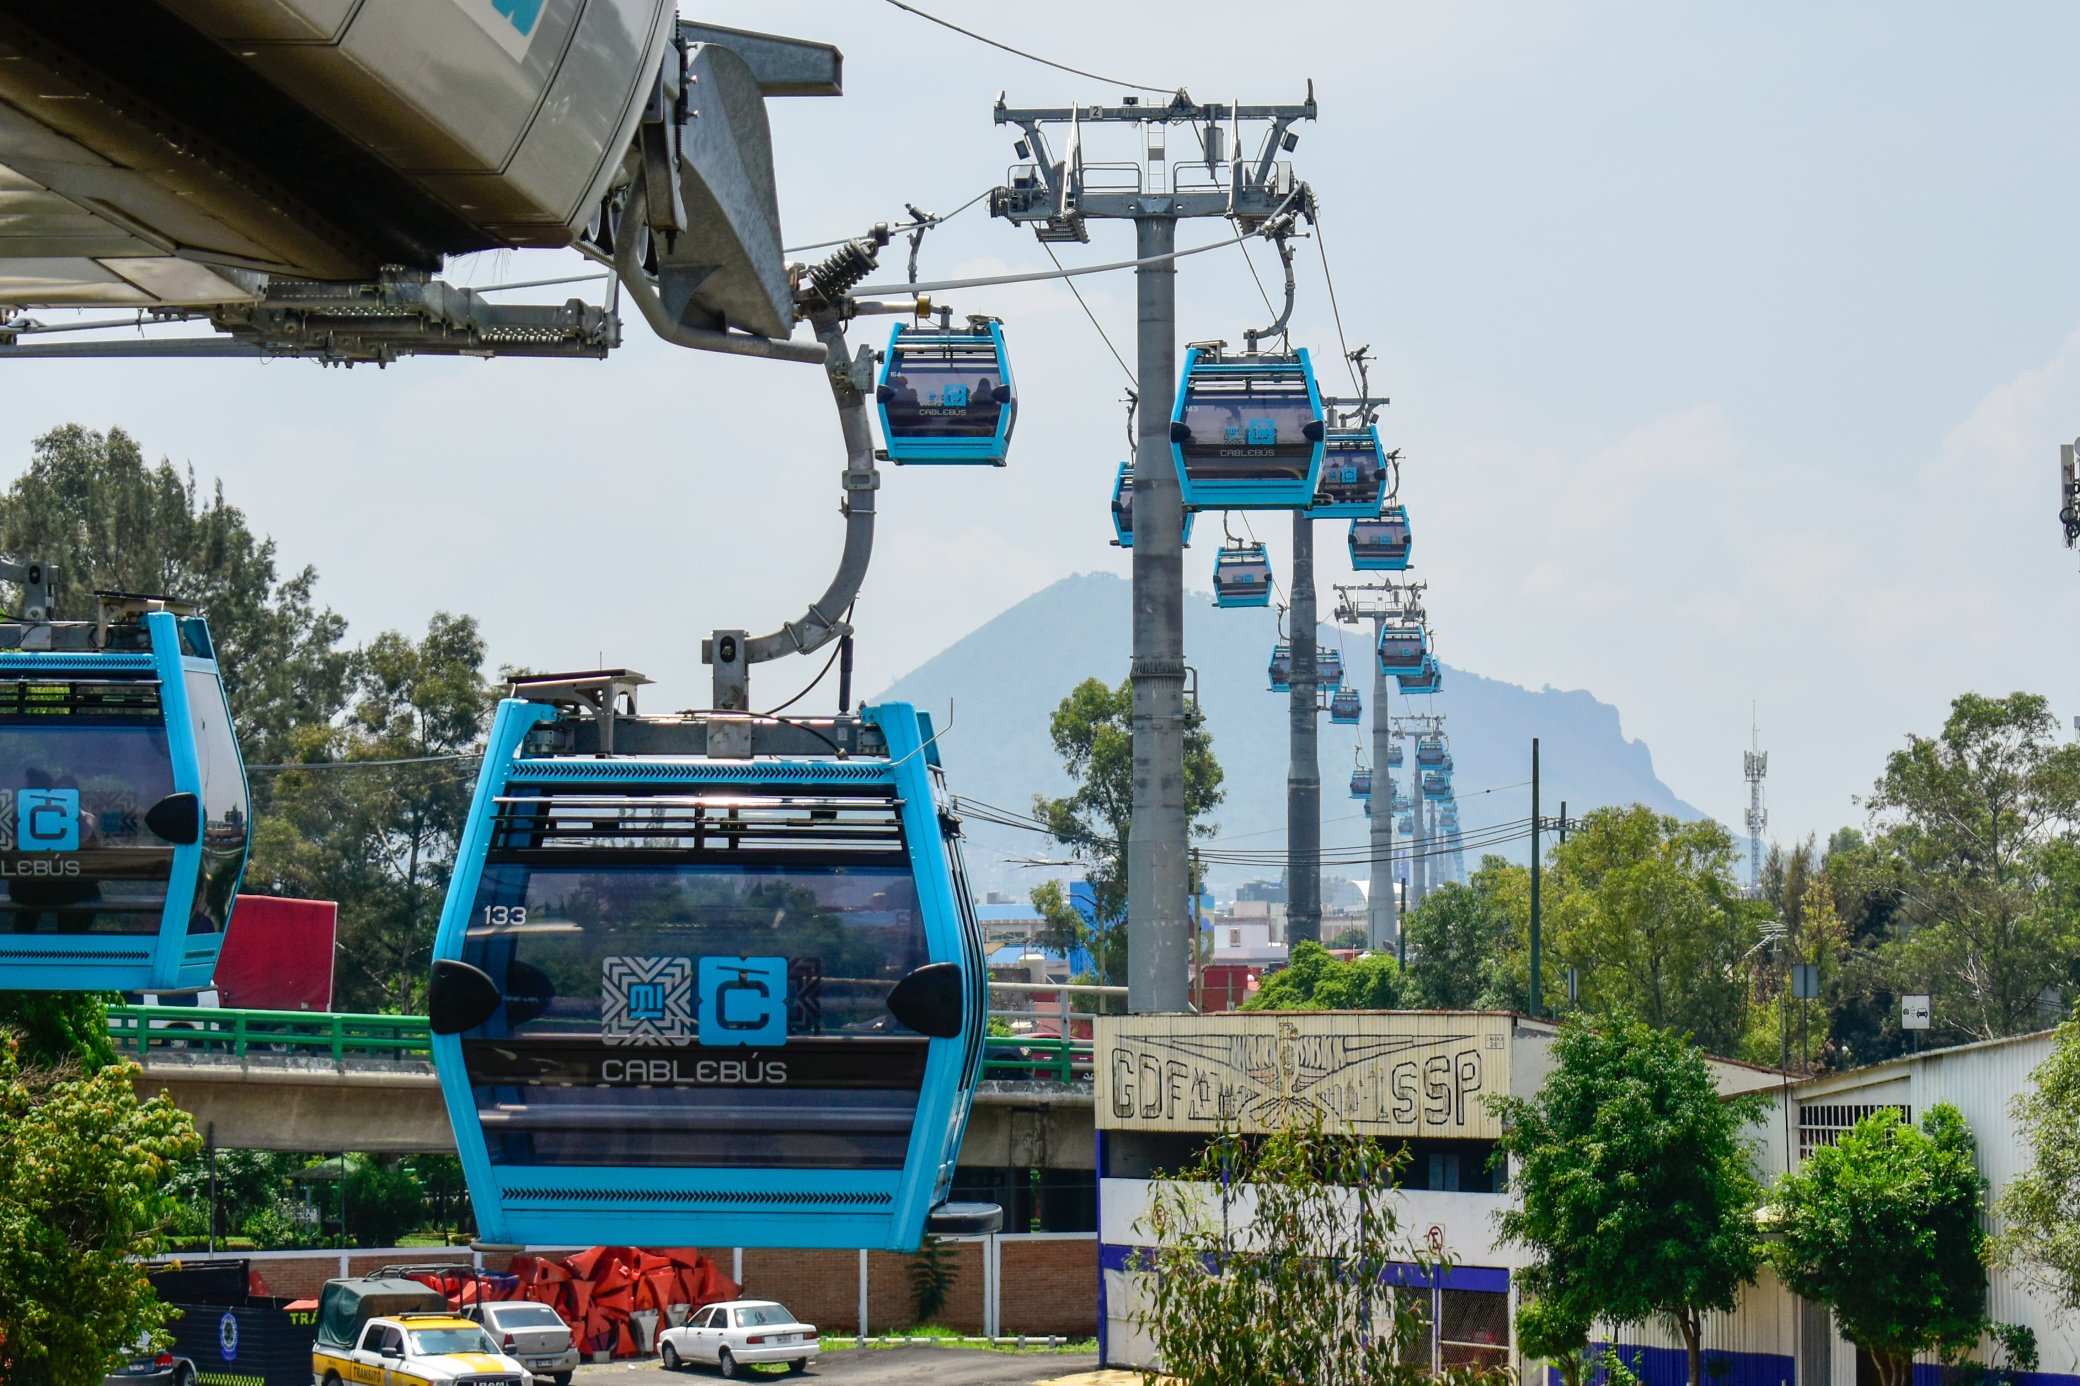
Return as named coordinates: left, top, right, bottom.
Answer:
left=658, top=1301, right=819, bottom=1378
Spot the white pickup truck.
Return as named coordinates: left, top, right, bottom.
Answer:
left=312, top=1313, right=526, bottom=1386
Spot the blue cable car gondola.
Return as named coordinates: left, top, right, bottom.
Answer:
left=1386, top=742, right=1405, bottom=769
left=1211, top=542, right=1273, bottom=608
left=1377, top=624, right=1428, bottom=676
left=1416, top=734, right=1446, bottom=770
left=1318, top=647, right=1345, bottom=689
left=1170, top=344, right=1325, bottom=510
left=0, top=590, right=250, bottom=992
left=1328, top=685, right=1362, bottom=725
left=1110, top=464, right=1195, bottom=549
left=1423, top=771, right=1451, bottom=802
left=1268, top=643, right=1293, bottom=693
left=1349, top=767, right=1372, bottom=800
left=1398, top=655, right=1443, bottom=695
left=1396, top=813, right=1416, bottom=835
left=877, top=320, right=1016, bottom=465
left=1307, top=426, right=1388, bottom=519
left=427, top=673, right=993, bottom=1251
left=1349, top=505, right=1413, bottom=571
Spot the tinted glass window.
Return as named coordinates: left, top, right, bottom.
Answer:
left=461, top=861, right=932, bottom=1170
left=1176, top=372, right=1318, bottom=481
left=408, top=1329, right=496, bottom=1357
left=734, top=1305, right=792, bottom=1328
left=884, top=340, right=1006, bottom=441
left=185, top=670, right=249, bottom=934
left=490, top=1306, right=565, bottom=1329
left=1, top=683, right=176, bottom=936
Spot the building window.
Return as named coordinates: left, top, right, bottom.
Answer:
left=1798, top=1102, right=1911, bottom=1159
left=1437, top=1289, right=1509, bottom=1371
left=1228, top=929, right=1242, bottom=947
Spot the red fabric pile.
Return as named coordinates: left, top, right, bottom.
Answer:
left=410, top=1249, right=738, bottom=1359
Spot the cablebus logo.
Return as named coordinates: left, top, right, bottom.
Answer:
left=455, top=0, right=546, bottom=62
left=601, top=956, right=789, bottom=1049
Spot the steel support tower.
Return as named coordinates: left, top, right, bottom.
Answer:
left=993, top=91, right=1316, bottom=1012
left=1287, top=514, right=1322, bottom=944
left=1744, top=711, right=1768, bottom=895
left=1337, top=580, right=1422, bottom=953
left=1392, top=711, right=1445, bottom=911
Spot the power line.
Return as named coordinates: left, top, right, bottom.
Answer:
left=878, top=0, right=1175, bottom=95
left=247, top=752, right=479, bottom=772
left=782, top=187, right=991, bottom=256
left=1042, top=240, right=1135, bottom=388
left=850, top=213, right=1288, bottom=296
left=1313, top=211, right=1362, bottom=394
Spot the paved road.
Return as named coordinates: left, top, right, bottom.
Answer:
left=575, top=1347, right=1102, bottom=1385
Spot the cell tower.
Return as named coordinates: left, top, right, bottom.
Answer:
left=1744, top=708, right=1768, bottom=894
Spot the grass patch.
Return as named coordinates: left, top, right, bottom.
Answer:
left=822, top=1325, right=1096, bottom=1354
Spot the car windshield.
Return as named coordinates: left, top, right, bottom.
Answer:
left=408, top=1329, right=497, bottom=1356
left=490, top=1307, right=565, bottom=1329
left=734, top=1305, right=794, bottom=1327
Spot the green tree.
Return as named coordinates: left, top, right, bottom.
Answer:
left=1402, top=857, right=1525, bottom=1010
left=1031, top=676, right=1223, bottom=982
left=1864, top=692, right=2080, bottom=1041
left=1771, top=1105, right=1989, bottom=1386
left=248, top=614, right=489, bottom=1011
left=1542, top=808, right=1764, bottom=1054
left=0, top=1031, right=200, bottom=1386
left=1996, top=1012, right=2080, bottom=1311
left=0, top=424, right=352, bottom=762
left=0, top=992, right=117, bottom=1071
left=1514, top=1294, right=1595, bottom=1386
left=1134, top=1115, right=1498, bottom=1385
left=342, top=1156, right=426, bottom=1249
left=1243, top=939, right=1402, bottom=1011
left=1490, top=1016, right=1768, bottom=1386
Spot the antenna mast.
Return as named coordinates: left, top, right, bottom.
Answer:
left=1743, top=707, right=1768, bottom=895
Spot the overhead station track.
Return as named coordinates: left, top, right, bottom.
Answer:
left=0, top=2, right=840, bottom=363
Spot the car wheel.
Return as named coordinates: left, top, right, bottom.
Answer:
left=324, top=1374, right=343, bottom=1386
left=786, top=1360, right=808, bottom=1376
left=661, top=1343, right=681, bottom=1371
left=553, top=1375, right=572, bottom=1386
left=716, top=1349, right=739, bottom=1380
left=173, top=1366, right=194, bottom=1386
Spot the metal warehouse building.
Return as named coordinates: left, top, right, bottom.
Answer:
left=1093, top=1011, right=2074, bottom=1383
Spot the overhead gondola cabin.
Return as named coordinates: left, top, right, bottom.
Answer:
left=0, top=586, right=250, bottom=992
left=1349, top=766, right=1372, bottom=800
left=1423, top=771, right=1451, bottom=802
left=1267, top=643, right=1293, bottom=693
left=1348, top=504, right=1413, bottom=571
left=1415, top=734, right=1447, bottom=770
left=1211, top=542, right=1273, bottom=608
left=876, top=319, right=1016, bottom=464
left=1110, top=464, right=1196, bottom=549
left=1328, top=686, right=1363, bottom=725
left=1386, top=741, right=1405, bottom=768
left=1169, top=344, right=1326, bottom=510
left=1376, top=624, right=1429, bottom=676
left=1307, top=426, right=1389, bottom=518
left=426, top=672, right=994, bottom=1252
left=1318, top=647, right=1345, bottom=689
left=1398, top=656, right=1443, bottom=695
left=1396, top=813, right=1416, bottom=836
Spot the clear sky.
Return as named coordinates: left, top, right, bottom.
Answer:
left=3, top=1, right=2078, bottom=850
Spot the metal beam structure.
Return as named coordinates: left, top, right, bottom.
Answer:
left=1286, top=512, right=1321, bottom=945
left=1335, top=579, right=1424, bottom=953
left=992, top=90, right=1317, bottom=1014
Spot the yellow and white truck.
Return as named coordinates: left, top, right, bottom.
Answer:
left=310, top=1279, right=525, bottom=1386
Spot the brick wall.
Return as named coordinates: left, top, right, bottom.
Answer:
left=221, top=1237, right=1097, bottom=1340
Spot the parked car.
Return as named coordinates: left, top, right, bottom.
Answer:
left=657, top=1301, right=818, bottom=1378
left=312, top=1313, right=524, bottom=1386
left=463, top=1302, right=578, bottom=1386
left=104, top=1342, right=195, bottom=1386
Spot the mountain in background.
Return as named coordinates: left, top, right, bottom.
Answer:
left=878, top=572, right=1707, bottom=900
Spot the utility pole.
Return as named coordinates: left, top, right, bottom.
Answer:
left=1287, top=513, right=1321, bottom=944
left=1530, top=737, right=1542, bottom=1019
left=993, top=92, right=1317, bottom=1014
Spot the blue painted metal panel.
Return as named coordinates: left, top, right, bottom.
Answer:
left=878, top=321, right=1016, bottom=464
left=430, top=699, right=984, bottom=1251
left=1111, top=463, right=1195, bottom=549
left=0, top=610, right=247, bottom=991
left=1171, top=346, right=1325, bottom=511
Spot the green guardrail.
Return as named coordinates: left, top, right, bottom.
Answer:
left=107, top=1005, right=1096, bottom=1082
